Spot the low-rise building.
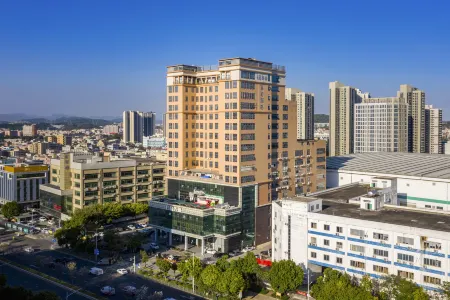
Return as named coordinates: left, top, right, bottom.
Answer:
left=143, top=135, right=167, bottom=148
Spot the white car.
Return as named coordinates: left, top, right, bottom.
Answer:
left=24, top=246, right=34, bottom=253
left=150, top=242, right=159, bottom=249
left=127, top=224, right=136, bottom=230
left=205, top=249, right=217, bottom=254
left=47, top=220, right=55, bottom=225
left=117, top=268, right=128, bottom=275
left=242, top=246, right=256, bottom=253
left=100, top=286, right=115, bottom=296
left=28, top=220, right=37, bottom=225
left=39, top=217, right=47, bottom=222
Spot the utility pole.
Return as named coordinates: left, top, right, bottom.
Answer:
left=95, top=228, right=98, bottom=263
left=307, top=268, right=310, bottom=300
left=133, top=255, right=136, bottom=273
left=192, top=251, right=195, bottom=293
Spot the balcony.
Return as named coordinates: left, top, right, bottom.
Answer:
left=103, top=185, right=117, bottom=190
left=84, top=187, right=98, bottom=192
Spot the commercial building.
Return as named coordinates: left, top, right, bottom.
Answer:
left=161, top=57, right=326, bottom=248
left=103, top=124, right=120, bottom=135
left=57, top=134, right=72, bottom=146
left=143, top=135, right=167, bottom=148
left=40, top=152, right=165, bottom=213
left=122, top=111, right=156, bottom=143
left=285, top=88, right=314, bottom=140
left=0, top=163, right=49, bottom=209
left=327, top=152, right=450, bottom=211
left=329, top=81, right=368, bottom=156
left=398, top=84, right=426, bottom=153
left=354, top=97, right=408, bottom=153
left=425, top=105, right=443, bottom=154
left=272, top=185, right=450, bottom=293
left=22, top=124, right=37, bottom=136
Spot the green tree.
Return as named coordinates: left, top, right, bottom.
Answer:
left=442, top=281, right=450, bottom=299
left=156, top=258, right=172, bottom=279
left=215, top=255, right=230, bottom=272
left=1, top=202, right=21, bottom=220
left=178, top=256, right=203, bottom=281
left=216, top=267, right=245, bottom=296
left=140, top=250, right=149, bottom=265
left=31, top=291, right=60, bottom=300
left=201, top=265, right=221, bottom=292
left=269, top=260, right=304, bottom=295
left=379, top=275, right=429, bottom=300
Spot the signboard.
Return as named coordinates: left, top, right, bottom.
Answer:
left=94, top=249, right=100, bottom=256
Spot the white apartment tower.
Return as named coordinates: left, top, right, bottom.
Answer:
left=354, top=97, right=408, bottom=153
left=397, top=84, right=426, bottom=153
left=286, top=88, right=314, bottom=140
left=425, top=105, right=443, bottom=154
left=329, top=81, right=366, bottom=156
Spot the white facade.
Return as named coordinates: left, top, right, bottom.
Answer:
left=273, top=197, right=450, bottom=293
left=143, top=135, right=167, bottom=148
left=445, top=142, right=450, bottom=155
left=425, top=105, right=443, bottom=154
left=354, top=97, right=408, bottom=153
left=103, top=124, right=120, bottom=135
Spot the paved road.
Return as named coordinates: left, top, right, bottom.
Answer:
left=5, top=247, right=201, bottom=299
left=0, top=263, right=88, bottom=300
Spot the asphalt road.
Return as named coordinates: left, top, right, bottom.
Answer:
left=0, top=263, right=87, bottom=300
left=4, top=246, right=201, bottom=299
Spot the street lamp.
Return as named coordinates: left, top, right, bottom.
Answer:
left=185, top=250, right=196, bottom=294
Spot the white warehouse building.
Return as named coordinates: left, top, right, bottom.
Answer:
left=272, top=185, right=450, bottom=294
left=327, top=152, right=450, bottom=211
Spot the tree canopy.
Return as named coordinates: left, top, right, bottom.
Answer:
left=268, top=260, right=304, bottom=294
left=0, top=274, right=60, bottom=300
left=1, top=202, right=21, bottom=220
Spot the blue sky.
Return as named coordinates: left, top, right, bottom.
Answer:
left=1, top=0, right=449, bottom=119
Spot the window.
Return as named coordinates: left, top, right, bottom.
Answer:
left=350, top=260, right=365, bottom=269
left=398, top=270, right=414, bottom=280
left=311, top=252, right=317, bottom=258
left=397, top=253, right=414, bottom=262
left=310, top=237, right=317, bottom=244
left=336, top=242, right=343, bottom=249
left=324, top=224, right=330, bottom=231
left=324, top=239, right=330, bottom=246
left=350, top=228, right=365, bottom=237
left=397, top=236, right=414, bottom=245
left=373, top=249, right=389, bottom=257
left=350, top=244, right=365, bottom=253
left=336, top=257, right=343, bottom=264
left=241, top=154, right=256, bottom=162
left=241, top=176, right=255, bottom=183
left=373, top=265, right=388, bottom=274
left=424, top=258, right=441, bottom=268
left=324, top=254, right=330, bottom=261
left=423, top=276, right=441, bottom=285
left=311, top=222, right=317, bottom=229
left=373, top=232, right=389, bottom=240
left=424, top=241, right=441, bottom=250
left=336, top=226, right=343, bottom=233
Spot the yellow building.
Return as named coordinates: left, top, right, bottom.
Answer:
left=57, top=135, right=72, bottom=146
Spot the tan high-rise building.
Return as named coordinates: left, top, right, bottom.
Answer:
left=57, top=134, right=72, bottom=146
left=397, top=84, right=426, bottom=153
left=286, top=88, right=314, bottom=140
left=22, top=124, right=37, bottom=136
left=329, top=81, right=366, bottom=156
left=425, top=105, right=443, bottom=154
left=164, top=57, right=326, bottom=247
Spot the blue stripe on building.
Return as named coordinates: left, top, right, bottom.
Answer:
left=418, top=284, right=443, bottom=292
left=308, top=244, right=345, bottom=255
left=346, top=268, right=383, bottom=279
left=308, top=230, right=345, bottom=240
left=347, top=252, right=391, bottom=265
left=347, top=237, right=391, bottom=248
left=394, top=245, right=445, bottom=258
left=308, top=260, right=345, bottom=271
left=394, top=262, right=445, bottom=275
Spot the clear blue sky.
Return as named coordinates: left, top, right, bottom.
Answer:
left=1, top=0, right=449, bottom=119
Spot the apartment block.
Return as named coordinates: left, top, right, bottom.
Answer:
left=354, top=97, right=408, bottom=153
left=103, top=124, right=120, bottom=135
left=22, top=124, right=37, bottom=136
left=123, top=111, right=156, bottom=143
left=398, top=84, right=426, bottom=153
left=0, top=163, right=49, bottom=209
left=46, top=136, right=57, bottom=143
left=286, top=88, right=314, bottom=140
left=40, top=152, right=165, bottom=213
left=57, top=134, right=72, bottom=146
left=329, top=81, right=366, bottom=156
left=425, top=105, right=443, bottom=154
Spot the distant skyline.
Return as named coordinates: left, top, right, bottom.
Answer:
left=1, top=1, right=449, bottom=119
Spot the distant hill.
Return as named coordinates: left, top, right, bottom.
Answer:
left=0, top=116, right=117, bottom=130
left=314, top=114, right=329, bottom=123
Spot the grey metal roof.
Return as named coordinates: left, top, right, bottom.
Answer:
left=327, top=153, right=450, bottom=180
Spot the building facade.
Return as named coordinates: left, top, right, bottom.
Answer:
left=286, top=88, right=314, bottom=140
left=57, top=135, right=72, bottom=146
left=122, top=111, right=156, bottom=143
left=103, top=124, right=120, bottom=135
left=329, top=81, right=366, bottom=156
left=41, top=153, right=165, bottom=212
left=354, top=97, right=408, bottom=153
left=22, top=124, right=37, bottom=136
left=272, top=193, right=450, bottom=294
left=142, top=112, right=156, bottom=137
left=425, top=105, right=443, bottom=154
left=143, top=135, right=167, bottom=148
left=0, top=163, right=49, bottom=209
left=398, top=84, right=426, bottom=153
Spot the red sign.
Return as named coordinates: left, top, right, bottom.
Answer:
left=53, top=204, right=61, bottom=211
left=256, top=258, right=272, bottom=266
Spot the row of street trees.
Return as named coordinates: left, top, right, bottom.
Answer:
left=0, top=274, right=59, bottom=300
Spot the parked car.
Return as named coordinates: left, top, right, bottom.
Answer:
left=117, top=268, right=128, bottom=275
left=38, top=217, right=47, bottom=222
left=28, top=220, right=37, bottom=225
left=242, top=246, right=255, bottom=253
left=127, top=224, right=136, bottom=230
left=228, top=250, right=241, bottom=257
left=100, top=286, right=115, bottom=296
left=135, top=223, right=144, bottom=229
left=24, top=246, right=34, bottom=253
left=213, top=252, right=226, bottom=258
left=89, top=267, right=104, bottom=276
left=47, top=220, right=55, bottom=225
left=122, top=286, right=137, bottom=296
left=205, top=249, right=217, bottom=255
left=150, top=242, right=159, bottom=250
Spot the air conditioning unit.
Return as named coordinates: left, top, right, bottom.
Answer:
left=309, top=243, right=316, bottom=246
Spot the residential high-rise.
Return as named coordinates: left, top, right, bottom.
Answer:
left=397, top=84, right=426, bottom=153
left=354, top=97, right=408, bottom=153
left=329, top=81, right=367, bottom=156
left=286, top=88, right=314, bottom=140
left=103, top=124, right=120, bottom=135
left=425, top=105, right=443, bottom=154
left=57, top=134, right=72, bottom=146
left=161, top=57, right=327, bottom=249
left=162, top=113, right=167, bottom=138
left=122, top=111, right=156, bottom=143
left=22, top=124, right=37, bottom=136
